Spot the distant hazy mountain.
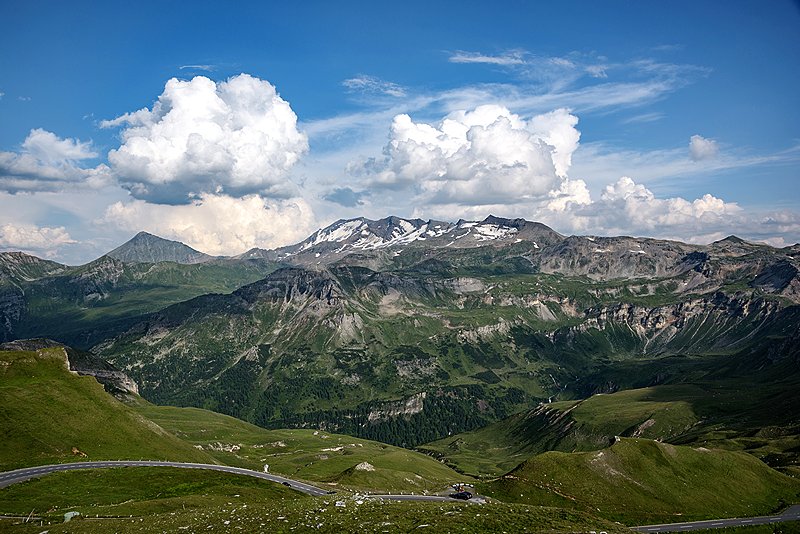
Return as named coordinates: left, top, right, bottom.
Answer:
left=107, top=231, right=214, bottom=264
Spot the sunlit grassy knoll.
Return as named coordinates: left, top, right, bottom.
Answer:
left=136, top=403, right=471, bottom=494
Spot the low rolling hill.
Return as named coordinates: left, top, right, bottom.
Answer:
left=135, top=403, right=470, bottom=494
left=0, top=340, right=469, bottom=495
left=421, top=386, right=700, bottom=477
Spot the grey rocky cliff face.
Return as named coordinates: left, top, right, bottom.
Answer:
left=72, top=368, right=140, bottom=396
left=566, top=292, right=784, bottom=355
left=0, top=289, right=25, bottom=342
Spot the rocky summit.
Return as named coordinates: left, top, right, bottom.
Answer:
left=106, top=231, right=215, bottom=265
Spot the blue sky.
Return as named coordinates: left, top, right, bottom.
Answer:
left=1, top=0, right=798, bottom=263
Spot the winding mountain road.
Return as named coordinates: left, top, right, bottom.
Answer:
left=0, top=461, right=329, bottom=496
left=3, top=462, right=795, bottom=529
left=0, top=461, right=479, bottom=503
left=632, top=505, right=800, bottom=532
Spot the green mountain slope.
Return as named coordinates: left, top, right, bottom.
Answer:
left=0, top=346, right=215, bottom=469
left=98, top=257, right=800, bottom=448
left=4, top=218, right=799, bottom=455
left=421, top=386, right=700, bottom=476
left=480, top=438, right=800, bottom=525
left=421, top=344, right=800, bottom=477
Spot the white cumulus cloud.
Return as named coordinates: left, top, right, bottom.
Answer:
left=689, top=134, right=719, bottom=161
left=102, top=74, right=308, bottom=203
left=22, top=128, right=97, bottom=162
left=348, top=104, right=757, bottom=244
left=0, top=223, right=75, bottom=257
left=540, top=176, right=744, bottom=242
left=354, top=105, right=582, bottom=207
left=101, top=193, right=316, bottom=256
left=0, top=129, right=109, bottom=193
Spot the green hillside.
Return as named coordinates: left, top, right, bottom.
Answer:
left=0, top=347, right=215, bottom=469
left=136, top=403, right=470, bottom=494
left=421, top=386, right=700, bottom=476
left=422, top=360, right=800, bottom=477
left=480, top=438, right=800, bottom=525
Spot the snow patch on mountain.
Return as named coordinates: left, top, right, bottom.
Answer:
left=472, top=224, right=518, bottom=241
left=302, top=220, right=365, bottom=250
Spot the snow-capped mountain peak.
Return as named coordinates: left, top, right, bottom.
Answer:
left=234, top=215, right=564, bottom=264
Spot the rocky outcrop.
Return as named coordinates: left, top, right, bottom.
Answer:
left=368, top=392, right=427, bottom=423
left=0, top=338, right=139, bottom=396
left=235, top=267, right=343, bottom=307
left=536, top=236, right=694, bottom=280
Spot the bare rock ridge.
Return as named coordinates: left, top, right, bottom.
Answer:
left=0, top=338, right=139, bottom=396
left=106, top=231, right=214, bottom=265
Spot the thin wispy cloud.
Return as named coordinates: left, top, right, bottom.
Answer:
left=585, top=64, right=609, bottom=78
left=572, top=141, right=800, bottom=193
left=342, top=75, right=406, bottom=97
left=622, top=112, right=665, bottom=124
left=178, top=64, right=215, bottom=72
left=305, top=59, right=700, bottom=144
left=449, top=50, right=525, bottom=66
left=652, top=43, right=685, bottom=52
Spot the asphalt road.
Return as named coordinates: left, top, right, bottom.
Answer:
left=369, top=494, right=482, bottom=503
left=633, top=505, right=800, bottom=532
left=0, top=460, right=329, bottom=496
left=0, top=461, right=480, bottom=503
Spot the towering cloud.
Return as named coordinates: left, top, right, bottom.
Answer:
left=351, top=104, right=750, bottom=243
left=355, top=105, right=584, bottom=207
left=102, top=74, right=308, bottom=203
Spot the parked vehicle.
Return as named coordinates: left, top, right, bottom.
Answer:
left=449, top=491, right=472, bottom=500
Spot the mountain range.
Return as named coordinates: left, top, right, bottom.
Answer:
left=2, top=215, right=799, bottom=455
